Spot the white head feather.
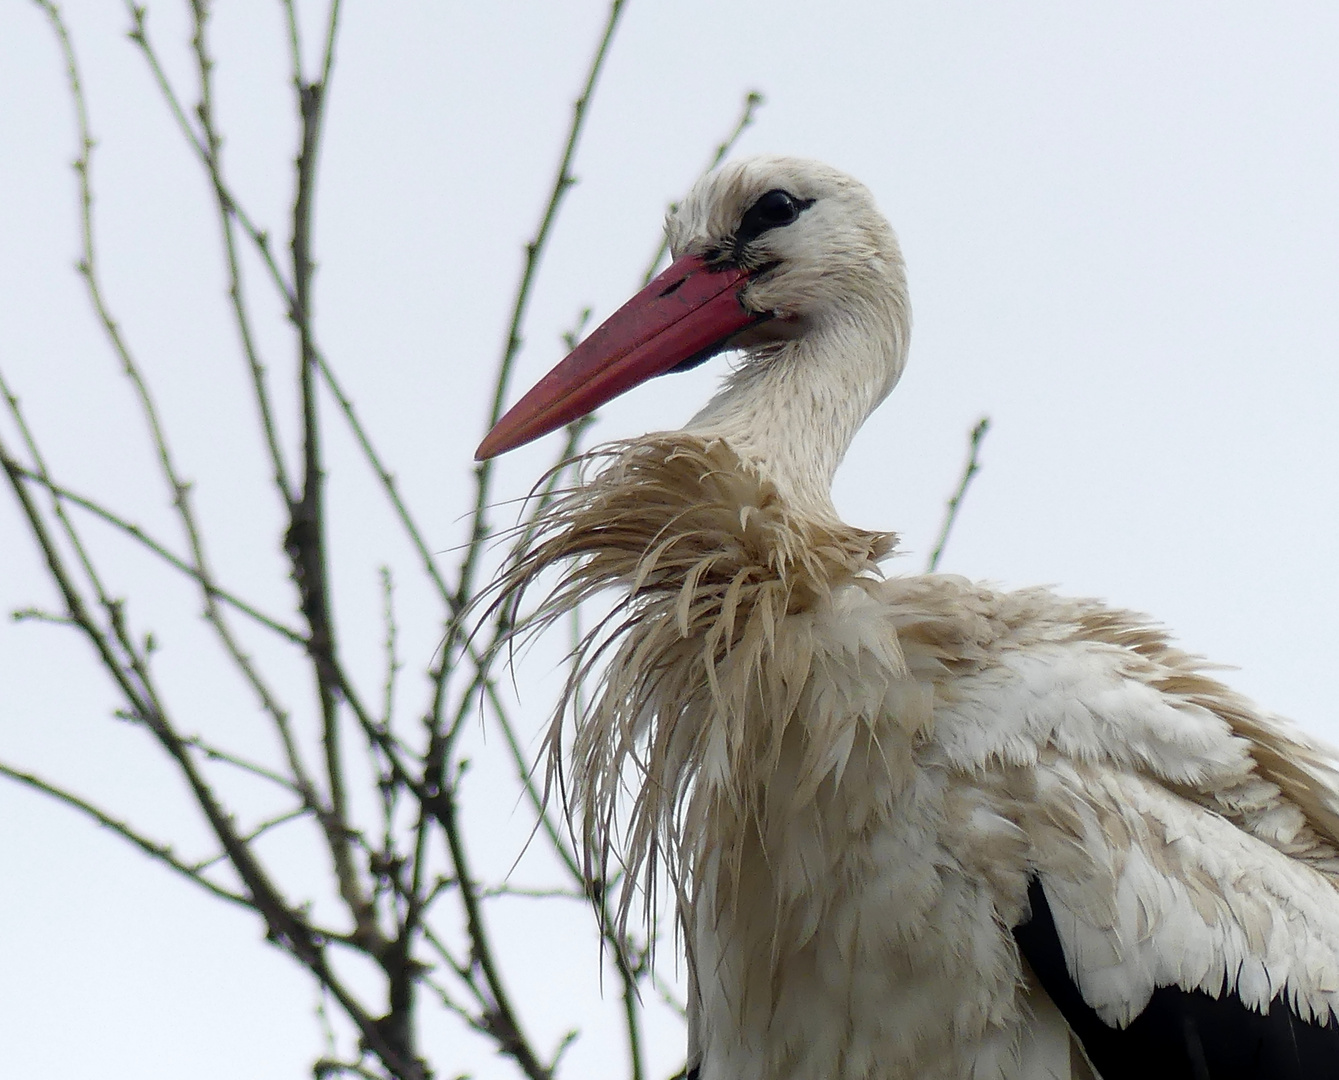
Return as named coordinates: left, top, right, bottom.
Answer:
left=665, top=156, right=912, bottom=515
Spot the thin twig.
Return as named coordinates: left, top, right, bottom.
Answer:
left=486, top=680, right=580, bottom=879
left=187, top=0, right=294, bottom=504
left=419, top=970, right=493, bottom=1033
left=3, top=425, right=412, bottom=1072
left=452, top=0, right=628, bottom=652
left=378, top=566, right=401, bottom=725
left=317, top=356, right=456, bottom=609
left=314, top=1059, right=391, bottom=1080
left=282, top=0, right=303, bottom=80
left=0, top=759, right=249, bottom=907
left=430, top=775, right=551, bottom=1080
left=125, top=2, right=299, bottom=307
left=53, top=0, right=323, bottom=820
left=183, top=735, right=305, bottom=794
left=480, top=884, right=586, bottom=901
left=926, top=416, right=990, bottom=573
left=2, top=459, right=303, bottom=643
left=373, top=565, right=407, bottom=927
left=191, top=807, right=311, bottom=872
left=651, top=970, right=688, bottom=1020
left=10, top=607, right=76, bottom=628
left=276, top=0, right=380, bottom=959
left=548, top=1030, right=581, bottom=1075
left=318, top=0, right=343, bottom=89
left=315, top=984, right=341, bottom=1066
left=640, top=90, right=765, bottom=285
left=1, top=371, right=125, bottom=652
left=419, top=923, right=474, bottom=990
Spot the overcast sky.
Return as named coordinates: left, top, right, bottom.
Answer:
left=1, top=3, right=1337, bottom=1079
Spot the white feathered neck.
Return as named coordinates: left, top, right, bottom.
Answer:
left=667, top=155, right=912, bottom=518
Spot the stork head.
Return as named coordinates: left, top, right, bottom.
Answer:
left=476, top=156, right=909, bottom=461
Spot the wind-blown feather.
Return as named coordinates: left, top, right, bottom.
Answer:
left=496, top=435, right=894, bottom=929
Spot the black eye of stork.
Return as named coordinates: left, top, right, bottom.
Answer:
left=735, top=189, right=814, bottom=247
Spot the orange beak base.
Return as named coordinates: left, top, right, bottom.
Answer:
left=475, top=253, right=762, bottom=460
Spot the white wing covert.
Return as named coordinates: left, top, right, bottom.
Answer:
left=918, top=583, right=1339, bottom=1077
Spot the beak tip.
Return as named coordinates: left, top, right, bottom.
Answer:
left=476, top=423, right=525, bottom=461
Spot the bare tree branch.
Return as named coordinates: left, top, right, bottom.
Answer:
left=453, top=0, right=628, bottom=644
left=641, top=89, right=766, bottom=285
left=429, top=776, right=551, bottom=1080
left=926, top=416, right=991, bottom=573
left=191, top=807, right=311, bottom=872
left=182, top=734, right=306, bottom=796
left=187, top=0, right=295, bottom=503
left=0, top=758, right=250, bottom=907
left=316, top=356, right=457, bottom=610
left=2, top=458, right=303, bottom=644
left=125, top=2, right=299, bottom=306
left=46, top=0, right=332, bottom=825
left=1, top=3, right=775, bottom=1078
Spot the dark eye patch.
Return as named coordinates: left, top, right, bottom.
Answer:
left=735, top=189, right=815, bottom=249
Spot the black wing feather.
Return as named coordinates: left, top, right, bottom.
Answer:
left=1014, top=877, right=1339, bottom=1080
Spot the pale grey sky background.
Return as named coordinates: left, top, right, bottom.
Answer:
left=1, top=3, right=1337, bottom=1078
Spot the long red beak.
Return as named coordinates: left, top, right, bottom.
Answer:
left=475, top=253, right=762, bottom=460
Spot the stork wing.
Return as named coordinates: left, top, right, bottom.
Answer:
left=913, top=584, right=1339, bottom=1077
left=1016, top=876, right=1339, bottom=1079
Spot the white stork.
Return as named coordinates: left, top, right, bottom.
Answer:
left=476, top=156, right=1339, bottom=1080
